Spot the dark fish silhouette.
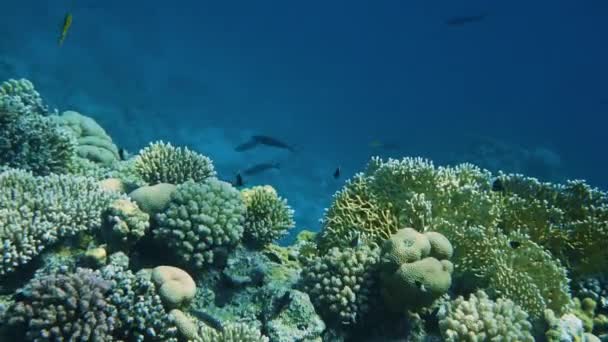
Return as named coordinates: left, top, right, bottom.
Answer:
left=243, top=162, right=280, bottom=176
left=333, top=167, right=341, bottom=179
left=491, top=178, right=504, bottom=192
left=446, top=13, right=486, bottom=27
left=234, top=139, right=259, bottom=152
left=118, top=147, right=128, bottom=161
left=235, top=135, right=295, bottom=152
left=234, top=173, right=244, bottom=187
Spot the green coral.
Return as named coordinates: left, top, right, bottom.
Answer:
left=134, top=141, right=216, bottom=185
left=301, top=244, right=379, bottom=325
left=497, top=174, right=608, bottom=276
left=0, top=81, right=76, bottom=175
left=241, top=185, right=295, bottom=247
left=154, top=179, right=246, bottom=269
left=198, top=323, right=269, bottom=342
left=0, top=169, right=136, bottom=276
left=379, top=228, right=453, bottom=310
left=438, top=290, right=535, bottom=341
left=319, top=157, right=573, bottom=318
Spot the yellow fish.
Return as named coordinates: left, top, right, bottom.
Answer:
left=58, top=12, right=73, bottom=46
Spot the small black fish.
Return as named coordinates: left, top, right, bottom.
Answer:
left=492, top=178, right=504, bottom=192
left=509, top=240, right=521, bottom=249
left=446, top=13, right=487, bottom=27
left=118, top=147, right=127, bottom=161
left=243, top=162, right=280, bottom=176
left=333, top=167, right=341, bottom=179
left=234, top=173, right=244, bottom=187
left=190, top=309, right=224, bottom=332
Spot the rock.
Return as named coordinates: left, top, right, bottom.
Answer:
left=266, top=290, right=325, bottom=342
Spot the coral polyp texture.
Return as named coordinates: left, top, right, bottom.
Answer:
left=134, top=141, right=216, bottom=185
left=7, top=268, right=117, bottom=341
left=241, top=185, right=295, bottom=247
left=438, top=290, right=535, bottom=341
left=3, top=77, right=608, bottom=341
left=320, top=156, right=575, bottom=318
left=0, top=79, right=76, bottom=175
left=301, top=244, right=380, bottom=325
left=379, top=228, right=454, bottom=310
left=0, top=169, right=129, bottom=276
left=154, top=179, right=246, bottom=269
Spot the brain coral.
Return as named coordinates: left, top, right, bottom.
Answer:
left=0, top=81, right=76, bottom=175
left=301, top=244, right=380, bottom=325
left=151, top=265, right=196, bottom=309
left=134, top=141, right=216, bottom=185
left=438, top=290, right=534, bottom=341
left=154, top=179, right=246, bottom=269
left=7, top=268, right=117, bottom=341
left=241, top=185, right=295, bottom=247
left=379, top=228, right=453, bottom=310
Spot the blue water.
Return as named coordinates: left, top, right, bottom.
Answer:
left=2, top=0, right=607, bottom=235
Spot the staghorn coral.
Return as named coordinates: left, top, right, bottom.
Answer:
left=7, top=267, right=117, bottom=341
left=134, top=141, right=216, bottom=185
left=0, top=78, right=48, bottom=115
left=241, top=185, right=295, bottom=247
left=438, top=290, right=535, bottom=341
left=0, top=169, right=140, bottom=276
left=154, top=179, right=246, bottom=269
left=301, top=244, right=379, bottom=325
left=379, top=228, right=453, bottom=310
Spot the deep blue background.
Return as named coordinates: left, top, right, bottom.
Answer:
left=1, top=0, right=607, bottom=234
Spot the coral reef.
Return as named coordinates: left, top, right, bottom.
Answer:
left=438, top=290, right=535, bottom=341
left=7, top=267, right=116, bottom=341
left=134, top=141, right=216, bottom=185
left=301, top=244, right=380, bottom=326
left=154, top=179, right=246, bottom=269
left=241, top=185, right=295, bottom=247
left=379, top=228, right=453, bottom=310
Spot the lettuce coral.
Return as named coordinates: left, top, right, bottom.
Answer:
left=134, top=141, right=216, bottom=185
left=154, top=179, right=246, bottom=270
left=241, top=185, right=295, bottom=247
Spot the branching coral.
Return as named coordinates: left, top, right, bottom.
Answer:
left=241, top=185, right=295, bottom=247
left=438, top=290, right=535, bottom=341
left=134, top=141, right=216, bottom=185
left=0, top=169, right=143, bottom=276
left=7, top=268, right=117, bottom=341
left=154, top=179, right=246, bottom=270
left=319, top=157, right=574, bottom=318
left=0, top=78, right=76, bottom=175
left=198, top=323, right=269, bottom=342
left=498, top=173, right=608, bottom=276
